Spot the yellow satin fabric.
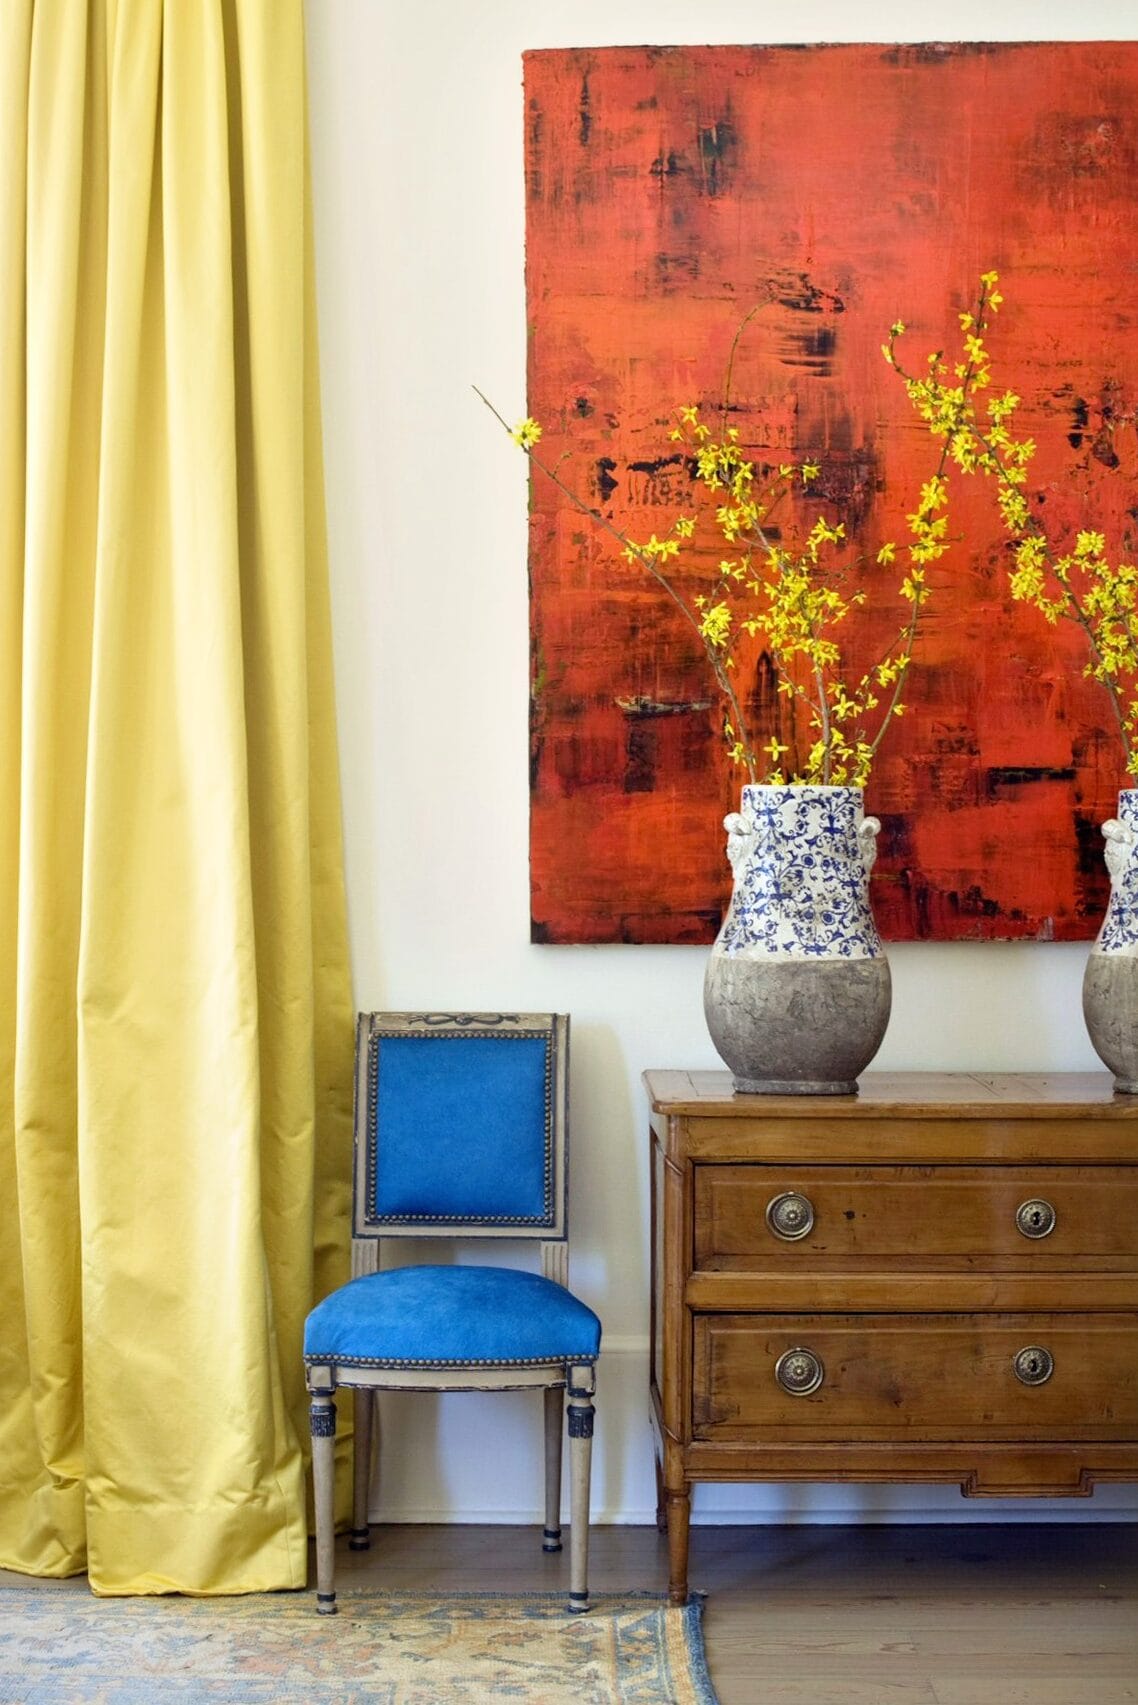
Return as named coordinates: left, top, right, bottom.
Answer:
left=0, top=1, right=353, bottom=1593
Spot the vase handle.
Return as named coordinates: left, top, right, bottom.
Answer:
left=1102, top=818, right=1137, bottom=884
left=858, top=815, right=881, bottom=874
left=723, top=811, right=755, bottom=880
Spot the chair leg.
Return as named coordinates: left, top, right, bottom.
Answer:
left=350, top=1389, right=375, bottom=1551
left=565, top=1365, right=596, bottom=1614
left=309, top=1391, right=338, bottom=1615
left=543, top=1386, right=563, bottom=1552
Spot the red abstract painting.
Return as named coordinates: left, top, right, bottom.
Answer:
left=524, top=43, right=1138, bottom=944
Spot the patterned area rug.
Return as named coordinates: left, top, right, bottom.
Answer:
left=0, top=1586, right=718, bottom=1703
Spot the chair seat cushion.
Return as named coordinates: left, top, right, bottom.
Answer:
left=303, top=1265, right=601, bottom=1370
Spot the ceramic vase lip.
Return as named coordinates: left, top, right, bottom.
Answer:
left=737, top=782, right=872, bottom=824
left=739, top=782, right=867, bottom=798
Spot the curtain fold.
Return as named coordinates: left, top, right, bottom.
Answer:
left=0, top=0, right=354, bottom=1594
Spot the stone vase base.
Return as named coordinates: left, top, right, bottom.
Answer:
left=733, top=1076, right=858, bottom=1096
left=704, top=955, right=892, bottom=1098
left=1083, top=952, right=1138, bottom=1093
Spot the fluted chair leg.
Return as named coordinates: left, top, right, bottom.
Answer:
left=543, top=1386, right=563, bottom=1552
left=351, top=1389, right=375, bottom=1551
left=310, top=1392, right=338, bottom=1615
left=566, top=1366, right=596, bottom=1613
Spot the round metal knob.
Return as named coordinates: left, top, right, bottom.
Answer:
left=1013, top=1345, right=1054, bottom=1386
left=766, top=1191, right=815, bottom=1241
left=1016, top=1199, right=1056, bottom=1239
left=775, top=1347, right=825, bottom=1395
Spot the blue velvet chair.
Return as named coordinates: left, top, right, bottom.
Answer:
left=304, top=1011, right=601, bottom=1614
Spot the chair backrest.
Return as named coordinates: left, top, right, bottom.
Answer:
left=352, top=1012, right=569, bottom=1243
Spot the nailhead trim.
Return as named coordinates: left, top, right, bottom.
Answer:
left=363, top=1022, right=557, bottom=1230
left=305, top=1351, right=597, bottom=1371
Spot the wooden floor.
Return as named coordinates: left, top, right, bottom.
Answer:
left=332, top=1520, right=1138, bottom=1705
left=4, top=1521, right=1136, bottom=1703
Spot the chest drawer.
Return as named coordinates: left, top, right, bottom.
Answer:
left=692, top=1312, right=1138, bottom=1440
left=693, top=1165, right=1138, bottom=1265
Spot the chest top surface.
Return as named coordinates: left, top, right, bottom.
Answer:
left=645, top=1070, right=1138, bottom=1116
left=644, top=1071, right=1138, bottom=1165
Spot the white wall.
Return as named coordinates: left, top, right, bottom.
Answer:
left=304, top=0, right=1137, bottom=1525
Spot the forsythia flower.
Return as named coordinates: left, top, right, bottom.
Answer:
left=699, top=601, right=733, bottom=648
left=511, top=417, right=543, bottom=449
left=888, top=268, right=1138, bottom=776
left=488, top=312, right=941, bottom=791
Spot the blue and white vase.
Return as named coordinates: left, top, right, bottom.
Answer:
left=703, top=784, right=892, bottom=1094
left=1083, top=788, right=1138, bottom=1091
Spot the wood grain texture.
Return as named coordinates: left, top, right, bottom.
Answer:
left=646, top=1069, right=1138, bottom=1116
left=694, top=1164, right=1138, bottom=1261
left=649, top=1071, right=1138, bottom=1602
left=693, top=1313, right=1138, bottom=1438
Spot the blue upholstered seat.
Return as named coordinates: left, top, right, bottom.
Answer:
left=303, top=1011, right=600, bottom=1616
left=304, top=1265, right=601, bottom=1370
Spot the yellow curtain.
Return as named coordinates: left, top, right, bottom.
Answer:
left=0, top=0, right=354, bottom=1593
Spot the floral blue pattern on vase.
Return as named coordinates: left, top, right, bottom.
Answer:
left=1091, top=789, right=1138, bottom=954
left=719, top=784, right=885, bottom=960
left=704, top=784, right=891, bottom=1096
left=1083, top=788, right=1138, bottom=1091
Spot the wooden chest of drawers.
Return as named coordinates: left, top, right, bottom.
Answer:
left=647, top=1070, right=1138, bottom=1602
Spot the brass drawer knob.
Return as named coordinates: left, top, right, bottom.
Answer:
left=775, top=1347, right=825, bottom=1395
left=1016, top=1199, right=1056, bottom=1239
left=1013, top=1345, right=1054, bottom=1386
left=765, top=1191, right=815, bottom=1241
